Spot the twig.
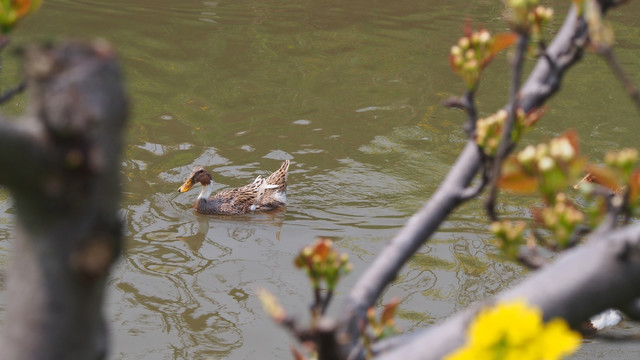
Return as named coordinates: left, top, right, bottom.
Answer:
left=313, top=288, right=323, bottom=317
left=485, top=33, right=530, bottom=221
left=280, top=317, right=316, bottom=343
left=442, top=96, right=467, bottom=110
left=458, top=160, right=490, bottom=201
left=317, top=318, right=340, bottom=360
left=538, top=43, right=559, bottom=75
left=0, top=81, right=25, bottom=104
left=462, top=91, right=477, bottom=137
left=599, top=46, right=640, bottom=116
left=443, top=90, right=478, bottom=138
left=338, top=2, right=613, bottom=358
left=454, top=89, right=489, bottom=201
left=375, top=221, right=640, bottom=360
left=320, top=290, right=333, bottom=316
left=517, top=247, right=547, bottom=270
left=339, top=3, right=596, bottom=357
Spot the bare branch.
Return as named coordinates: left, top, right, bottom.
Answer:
left=337, top=3, right=599, bottom=358
left=517, top=246, right=547, bottom=270
left=374, top=221, right=640, bottom=360
left=442, top=96, right=467, bottom=110
left=340, top=140, right=483, bottom=360
left=443, top=90, right=478, bottom=138
left=0, top=40, right=127, bottom=360
left=317, top=319, right=341, bottom=360
left=0, top=81, right=25, bottom=104
left=485, top=33, right=529, bottom=221
left=458, top=159, right=490, bottom=201
left=599, top=47, right=640, bottom=114
left=0, top=118, right=46, bottom=189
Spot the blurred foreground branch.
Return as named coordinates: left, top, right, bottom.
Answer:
left=374, top=221, right=640, bottom=359
left=0, top=40, right=127, bottom=360
left=336, top=1, right=625, bottom=359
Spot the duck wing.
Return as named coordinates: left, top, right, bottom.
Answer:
left=210, top=175, right=277, bottom=213
left=260, top=160, right=290, bottom=208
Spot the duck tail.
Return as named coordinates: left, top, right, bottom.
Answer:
left=265, top=160, right=290, bottom=187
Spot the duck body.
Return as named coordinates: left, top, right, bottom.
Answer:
left=178, top=160, right=290, bottom=215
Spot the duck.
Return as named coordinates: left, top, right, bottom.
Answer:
left=178, top=160, right=290, bottom=215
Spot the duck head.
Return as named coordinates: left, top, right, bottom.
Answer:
left=178, top=166, right=213, bottom=193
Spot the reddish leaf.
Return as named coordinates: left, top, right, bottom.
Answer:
left=584, top=164, right=621, bottom=192
left=629, top=170, right=640, bottom=203
left=490, top=32, right=518, bottom=56
left=499, top=172, right=539, bottom=193
left=14, top=0, right=42, bottom=18
left=290, top=346, right=308, bottom=360
left=522, top=106, right=547, bottom=127
left=380, top=298, right=401, bottom=326
left=310, top=238, right=332, bottom=261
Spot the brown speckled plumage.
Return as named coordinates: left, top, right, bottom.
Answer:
left=178, top=160, right=290, bottom=215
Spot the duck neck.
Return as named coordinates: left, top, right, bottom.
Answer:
left=198, top=182, right=214, bottom=200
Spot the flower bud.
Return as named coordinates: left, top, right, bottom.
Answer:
left=458, top=37, right=470, bottom=50
left=517, top=145, right=536, bottom=165
left=538, top=156, right=555, bottom=172
left=451, top=45, right=462, bottom=57
left=479, top=30, right=491, bottom=44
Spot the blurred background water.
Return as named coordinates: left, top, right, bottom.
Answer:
left=0, top=0, right=640, bottom=359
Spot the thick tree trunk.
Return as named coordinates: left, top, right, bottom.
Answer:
left=0, top=41, right=127, bottom=360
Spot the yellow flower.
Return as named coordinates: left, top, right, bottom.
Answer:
left=469, top=300, right=542, bottom=348
left=446, top=346, right=494, bottom=360
left=535, top=319, right=581, bottom=359
left=445, top=300, right=581, bottom=360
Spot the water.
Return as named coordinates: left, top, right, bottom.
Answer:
left=1, top=0, right=640, bottom=359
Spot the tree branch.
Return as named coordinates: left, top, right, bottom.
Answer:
left=0, top=80, right=25, bottom=104
left=340, top=140, right=483, bottom=359
left=485, top=33, right=529, bottom=221
left=374, top=221, right=640, bottom=360
left=0, top=40, right=127, bottom=360
left=337, top=3, right=596, bottom=359
left=0, top=118, right=46, bottom=189
left=599, top=46, right=640, bottom=116
left=619, top=297, right=640, bottom=321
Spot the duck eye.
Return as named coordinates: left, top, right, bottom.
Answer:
left=197, top=169, right=204, bottom=174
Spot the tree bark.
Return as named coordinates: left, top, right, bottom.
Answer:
left=331, top=1, right=640, bottom=359
left=338, top=4, right=590, bottom=358
left=374, top=222, right=640, bottom=360
left=0, top=40, right=127, bottom=360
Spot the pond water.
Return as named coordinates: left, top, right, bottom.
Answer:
left=1, top=0, right=640, bottom=359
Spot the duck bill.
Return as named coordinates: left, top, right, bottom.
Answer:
left=178, top=178, right=194, bottom=192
